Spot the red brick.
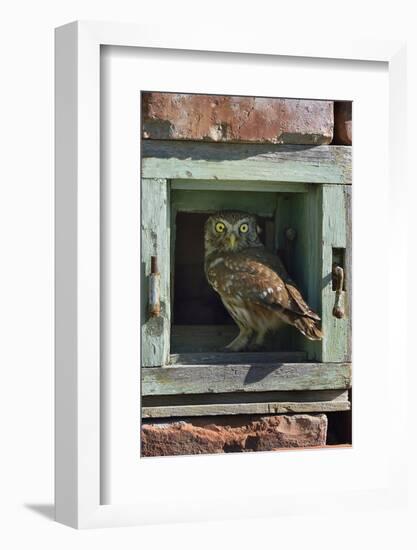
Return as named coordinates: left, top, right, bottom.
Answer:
left=142, top=93, right=334, bottom=144
left=141, top=414, right=327, bottom=457
left=333, top=101, right=352, bottom=145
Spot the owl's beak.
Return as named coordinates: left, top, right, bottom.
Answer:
left=228, top=233, right=237, bottom=249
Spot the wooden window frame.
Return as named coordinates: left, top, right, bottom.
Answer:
left=140, top=140, right=352, bottom=418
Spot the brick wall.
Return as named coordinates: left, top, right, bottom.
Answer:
left=143, top=93, right=351, bottom=144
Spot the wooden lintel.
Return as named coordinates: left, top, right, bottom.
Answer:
left=142, top=141, right=352, bottom=184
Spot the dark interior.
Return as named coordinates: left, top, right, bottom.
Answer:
left=173, top=212, right=267, bottom=325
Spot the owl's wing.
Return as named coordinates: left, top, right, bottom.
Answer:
left=283, top=282, right=321, bottom=320
left=207, top=250, right=320, bottom=321
left=245, top=247, right=321, bottom=321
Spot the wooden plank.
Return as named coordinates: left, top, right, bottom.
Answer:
left=142, top=389, right=349, bottom=406
left=344, top=186, right=352, bottom=360
left=171, top=179, right=309, bottom=193
left=170, top=200, right=177, bottom=322
left=141, top=178, right=170, bottom=366
left=303, top=186, right=324, bottom=361
left=142, top=141, right=352, bottom=184
left=142, top=389, right=349, bottom=407
left=321, top=185, right=351, bottom=362
left=142, top=362, right=352, bottom=395
left=142, top=388, right=350, bottom=416
left=142, top=399, right=350, bottom=418
left=170, top=351, right=307, bottom=365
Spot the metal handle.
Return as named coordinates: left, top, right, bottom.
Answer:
left=332, top=265, right=345, bottom=319
left=148, top=255, right=161, bottom=317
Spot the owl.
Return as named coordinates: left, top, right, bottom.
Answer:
left=204, top=211, right=323, bottom=352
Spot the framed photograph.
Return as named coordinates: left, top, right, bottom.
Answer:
left=55, top=21, right=407, bottom=528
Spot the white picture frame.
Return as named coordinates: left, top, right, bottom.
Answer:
left=55, top=21, right=407, bottom=529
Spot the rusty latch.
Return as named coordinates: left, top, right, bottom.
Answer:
left=332, top=264, right=345, bottom=319
left=148, top=256, right=161, bottom=317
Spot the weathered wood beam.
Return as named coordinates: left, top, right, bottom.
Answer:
left=141, top=178, right=171, bottom=366
left=141, top=389, right=351, bottom=417
left=143, top=389, right=348, bottom=406
left=142, top=362, right=352, bottom=396
left=321, top=184, right=352, bottom=362
left=142, top=141, right=352, bottom=184
left=171, top=179, right=310, bottom=193
left=142, top=399, right=350, bottom=418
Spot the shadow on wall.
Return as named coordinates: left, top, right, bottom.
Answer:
left=24, top=503, right=55, bottom=521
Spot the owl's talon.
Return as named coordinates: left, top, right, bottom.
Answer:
left=223, top=343, right=247, bottom=353
left=222, top=327, right=253, bottom=352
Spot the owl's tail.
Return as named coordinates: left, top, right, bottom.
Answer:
left=292, top=316, right=323, bottom=341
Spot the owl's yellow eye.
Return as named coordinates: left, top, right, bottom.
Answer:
left=239, top=223, right=249, bottom=233
left=215, top=222, right=226, bottom=233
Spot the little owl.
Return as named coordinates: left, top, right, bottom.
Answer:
left=204, top=210, right=323, bottom=352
